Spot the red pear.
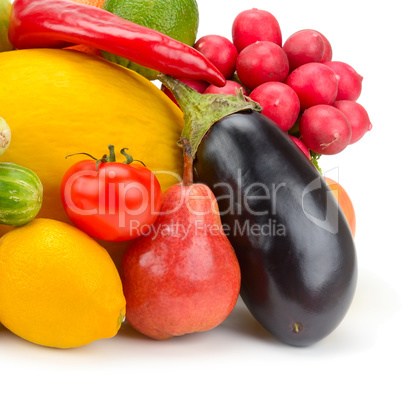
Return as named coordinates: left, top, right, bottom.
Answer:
left=121, top=140, right=241, bottom=340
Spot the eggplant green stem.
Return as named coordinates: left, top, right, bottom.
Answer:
left=180, top=137, right=194, bottom=186
left=158, top=74, right=262, bottom=158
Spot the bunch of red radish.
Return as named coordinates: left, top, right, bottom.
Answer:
left=164, top=8, right=372, bottom=158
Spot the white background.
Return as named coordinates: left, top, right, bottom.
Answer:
left=1, top=0, right=401, bottom=401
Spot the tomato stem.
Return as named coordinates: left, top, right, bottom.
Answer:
left=120, top=148, right=133, bottom=164
left=65, top=152, right=98, bottom=160
left=66, top=145, right=146, bottom=169
left=108, top=145, right=116, bottom=162
left=120, top=148, right=146, bottom=166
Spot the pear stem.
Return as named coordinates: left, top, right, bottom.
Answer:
left=181, top=137, right=193, bottom=187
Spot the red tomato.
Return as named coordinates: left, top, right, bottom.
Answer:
left=325, top=177, right=356, bottom=237
left=61, top=158, right=162, bottom=242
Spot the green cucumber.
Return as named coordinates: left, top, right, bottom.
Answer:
left=0, top=162, right=43, bottom=226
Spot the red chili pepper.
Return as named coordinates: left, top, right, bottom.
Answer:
left=8, top=0, right=226, bottom=87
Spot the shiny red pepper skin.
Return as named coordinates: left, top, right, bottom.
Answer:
left=8, top=0, right=226, bottom=87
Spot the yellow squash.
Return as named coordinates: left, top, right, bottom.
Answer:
left=0, top=49, right=184, bottom=262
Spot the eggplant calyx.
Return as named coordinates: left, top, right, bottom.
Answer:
left=158, top=74, right=262, bottom=158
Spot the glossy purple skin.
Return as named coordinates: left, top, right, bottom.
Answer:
left=194, top=111, right=357, bottom=346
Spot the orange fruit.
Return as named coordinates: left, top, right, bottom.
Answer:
left=325, top=177, right=356, bottom=237
left=64, top=0, right=106, bottom=56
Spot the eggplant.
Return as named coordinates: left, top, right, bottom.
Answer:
left=159, top=75, right=358, bottom=347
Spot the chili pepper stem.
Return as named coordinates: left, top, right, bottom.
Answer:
left=158, top=74, right=262, bottom=158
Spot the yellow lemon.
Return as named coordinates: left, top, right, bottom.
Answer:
left=0, top=49, right=184, bottom=262
left=0, top=218, right=126, bottom=348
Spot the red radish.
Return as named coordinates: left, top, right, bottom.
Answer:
left=299, top=105, right=352, bottom=155
left=283, top=29, right=325, bottom=71
left=232, top=8, right=282, bottom=52
left=162, top=79, right=209, bottom=107
left=194, top=35, right=238, bottom=79
left=285, top=62, right=339, bottom=110
left=316, top=31, right=332, bottom=62
left=324, top=61, right=363, bottom=101
left=236, top=41, right=289, bottom=90
left=334, top=100, right=372, bottom=144
left=249, top=82, right=300, bottom=131
left=204, top=80, right=248, bottom=96
left=289, top=136, right=311, bottom=159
